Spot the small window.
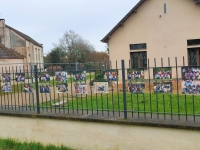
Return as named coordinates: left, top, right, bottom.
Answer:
left=130, top=43, right=146, bottom=50
left=131, top=52, right=147, bottom=68
left=164, top=3, right=167, bottom=14
left=187, top=39, right=200, bottom=46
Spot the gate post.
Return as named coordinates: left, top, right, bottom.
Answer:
left=34, top=65, right=40, bottom=114
left=121, top=60, right=127, bottom=119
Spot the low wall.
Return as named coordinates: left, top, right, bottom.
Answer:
left=0, top=115, right=200, bottom=150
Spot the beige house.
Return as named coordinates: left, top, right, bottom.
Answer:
left=101, top=0, right=200, bottom=69
left=0, top=19, right=43, bottom=70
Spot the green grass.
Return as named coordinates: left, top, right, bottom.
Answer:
left=40, top=93, right=200, bottom=116
left=0, top=138, right=75, bottom=150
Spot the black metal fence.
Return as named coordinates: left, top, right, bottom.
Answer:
left=0, top=58, right=200, bottom=123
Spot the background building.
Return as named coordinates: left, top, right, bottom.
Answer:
left=0, top=19, right=43, bottom=70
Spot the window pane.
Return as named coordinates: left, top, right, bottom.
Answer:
left=140, top=52, right=147, bottom=68
left=130, top=43, right=146, bottom=50
left=187, top=39, right=200, bottom=46
left=188, top=49, right=197, bottom=65
left=132, top=53, right=138, bottom=68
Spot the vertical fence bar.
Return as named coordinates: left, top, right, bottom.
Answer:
left=34, top=65, right=40, bottom=114
left=147, top=59, right=152, bottom=119
left=175, top=57, right=180, bottom=121
left=121, top=60, right=127, bottom=119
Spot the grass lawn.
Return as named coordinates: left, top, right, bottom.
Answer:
left=40, top=92, right=200, bottom=116
left=0, top=138, right=75, bottom=150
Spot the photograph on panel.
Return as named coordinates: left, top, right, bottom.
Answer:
left=56, top=83, right=68, bottom=93
left=73, top=71, right=86, bottom=81
left=15, top=73, right=25, bottom=82
left=55, top=71, right=68, bottom=83
left=127, top=68, right=144, bottom=80
left=2, top=82, right=12, bottom=92
left=128, top=82, right=145, bottom=94
left=74, top=83, right=88, bottom=94
left=93, top=82, right=109, bottom=94
left=23, top=84, right=34, bottom=93
left=153, top=67, right=172, bottom=80
left=181, top=66, right=200, bottom=81
left=39, top=73, right=50, bottom=83
left=104, top=69, right=118, bottom=81
left=154, top=82, right=172, bottom=93
left=182, top=80, right=200, bottom=94
left=39, top=83, right=50, bottom=93
left=2, top=74, right=11, bottom=83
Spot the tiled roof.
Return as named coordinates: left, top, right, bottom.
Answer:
left=101, top=0, right=146, bottom=43
left=0, top=43, right=24, bottom=59
left=6, top=25, right=43, bottom=48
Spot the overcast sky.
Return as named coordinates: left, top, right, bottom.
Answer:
left=0, top=0, right=139, bottom=54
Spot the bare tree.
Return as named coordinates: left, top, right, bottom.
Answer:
left=58, top=30, right=95, bottom=63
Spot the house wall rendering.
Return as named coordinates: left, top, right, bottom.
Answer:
left=104, top=0, right=200, bottom=69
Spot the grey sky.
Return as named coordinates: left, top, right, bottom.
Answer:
left=0, top=0, right=138, bottom=54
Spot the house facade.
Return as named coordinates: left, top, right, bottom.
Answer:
left=101, top=0, right=200, bottom=69
left=0, top=19, right=43, bottom=69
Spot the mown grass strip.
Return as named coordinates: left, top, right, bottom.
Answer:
left=0, top=138, right=75, bottom=150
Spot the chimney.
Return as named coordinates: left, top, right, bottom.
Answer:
left=0, top=19, right=5, bottom=45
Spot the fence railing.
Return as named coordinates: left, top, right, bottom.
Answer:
left=0, top=59, right=200, bottom=123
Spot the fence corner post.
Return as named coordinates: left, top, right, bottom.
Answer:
left=34, top=65, right=40, bottom=114
left=121, top=60, right=127, bottom=119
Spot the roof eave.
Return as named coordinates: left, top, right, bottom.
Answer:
left=101, top=0, right=146, bottom=43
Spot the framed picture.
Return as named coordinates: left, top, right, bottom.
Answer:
left=55, top=71, right=67, bottom=83
left=104, top=70, right=118, bottom=81
left=56, top=83, right=68, bottom=93
left=40, top=83, right=50, bottom=93
left=39, top=73, right=50, bottom=82
left=15, top=73, right=25, bottom=82
left=153, top=67, right=172, bottom=80
left=128, top=82, right=145, bottom=94
left=182, top=80, right=200, bottom=94
left=2, top=82, right=12, bottom=92
left=73, top=71, right=86, bottom=81
left=23, top=84, right=34, bottom=93
left=74, top=83, right=88, bottom=94
left=127, top=68, right=144, bottom=80
left=154, top=82, right=172, bottom=93
left=181, top=66, right=200, bottom=81
left=2, top=74, right=11, bottom=83
left=93, top=82, right=109, bottom=94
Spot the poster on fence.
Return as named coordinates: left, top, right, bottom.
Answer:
left=154, top=82, right=172, bottom=93
left=55, top=71, right=67, bottom=83
left=56, top=83, right=68, bottom=93
left=128, top=82, right=145, bottom=94
left=15, top=73, right=25, bottom=82
left=2, top=74, right=11, bottom=83
left=93, top=82, right=109, bottom=94
left=181, top=66, right=200, bottom=81
left=74, top=83, right=88, bottom=94
left=182, top=80, right=200, bottom=94
left=23, top=84, right=34, bottom=93
left=40, top=83, right=50, bottom=93
left=127, top=68, right=144, bottom=80
left=104, top=70, right=118, bottom=81
left=39, top=73, right=50, bottom=83
left=2, top=82, right=12, bottom=92
left=153, top=67, right=172, bottom=80
left=73, top=71, right=86, bottom=81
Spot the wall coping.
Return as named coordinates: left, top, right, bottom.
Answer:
left=0, top=110, right=199, bottom=130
